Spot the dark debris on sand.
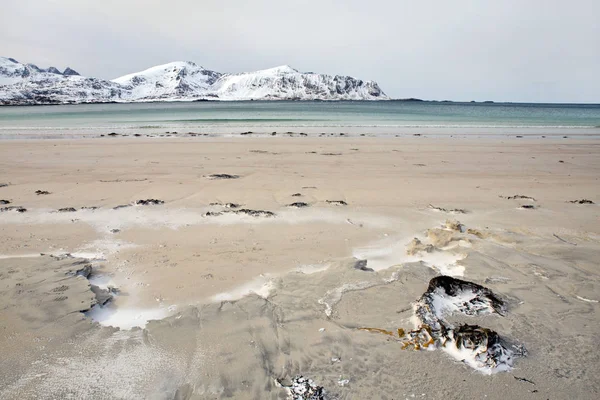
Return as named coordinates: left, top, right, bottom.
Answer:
left=0, top=200, right=10, bottom=205
left=569, top=199, right=594, bottom=204
left=206, top=174, right=240, bottom=180
left=520, top=204, right=536, bottom=210
left=57, top=207, right=77, bottom=213
left=204, top=208, right=276, bottom=218
left=278, top=376, right=327, bottom=400
left=326, top=200, right=348, bottom=206
left=288, top=202, right=310, bottom=208
left=35, top=190, right=51, bottom=195
left=135, top=199, right=164, bottom=206
left=428, top=204, right=468, bottom=214
left=210, top=202, right=241, bottom=209
left=1, top=206, right=27, bottom=213
left=502, top=195, right=536, bottom=201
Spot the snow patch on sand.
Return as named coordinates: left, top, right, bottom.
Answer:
left=352, top=236, right=466, bottom=276
left=211, top=275, right=275, bottom=302
left=0, top=206, right=396, bottom=232
left=85, top=302, right=175, bottom=330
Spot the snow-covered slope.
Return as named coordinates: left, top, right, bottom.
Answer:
left=113, top=61, right=223, bottom=100
left=0, top=57, right=124, bottom=105
left=213, top=65, right=386, bottom=100
left=0, top=57, right=388, bottom=105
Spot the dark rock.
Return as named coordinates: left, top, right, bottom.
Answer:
left=0, top=200, right=10, bottom=205
left=107, top=132, right=118, bottom=136
left=423, top=276, right=506, bottom=316
left=408, top=276, right=523, bottom=370
left=135, top=199, right=164, bottom=206
left=353, top=259, right=374, bottom=272
left=57, top=207, right=77, bottom=212
left=35, top=190, right=51, bottom=195
left=0, top=183, right=8, bottom=188
left=291, top=193, right=302, bottom=197
left=113, top=204, right=132, bottom=210
left=110, top=229, right=120, bottom=233
left=80, top=206, right=98, bottom=210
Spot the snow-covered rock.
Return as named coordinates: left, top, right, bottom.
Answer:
left=0, top=57, right=388, bottom=105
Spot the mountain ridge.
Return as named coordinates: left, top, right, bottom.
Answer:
left=0, top=57, right=388, bottom=105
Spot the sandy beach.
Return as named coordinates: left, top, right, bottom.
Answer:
left=1, top=136, right=599, bottom=399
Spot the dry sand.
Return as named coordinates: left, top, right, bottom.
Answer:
left=0, top=137, right=599, bottom=399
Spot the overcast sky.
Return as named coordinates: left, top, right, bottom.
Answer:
left=1, top=0, right=599, bottom=102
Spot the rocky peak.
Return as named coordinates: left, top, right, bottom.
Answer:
left=63, top=67, right=80, bottom=76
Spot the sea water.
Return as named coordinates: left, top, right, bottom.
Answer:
left=0, top=100, right=599, bottom=139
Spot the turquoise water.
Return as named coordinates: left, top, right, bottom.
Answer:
left=0, top=101, right=599, bottom=138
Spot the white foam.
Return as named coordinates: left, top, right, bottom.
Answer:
left=85, top=302, right=173, bottom=330
left=211, top=274, right=274, bottom=302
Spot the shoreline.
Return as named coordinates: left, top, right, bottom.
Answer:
left=1, top=128, right=600, bottom=141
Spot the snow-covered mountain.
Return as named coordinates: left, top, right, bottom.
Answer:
left=0, top=57, right=387, bottom=105
left=0, top=57, right=125, bottom=105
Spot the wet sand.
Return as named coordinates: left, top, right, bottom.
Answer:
left=0, top=137, right=599, bottom=399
